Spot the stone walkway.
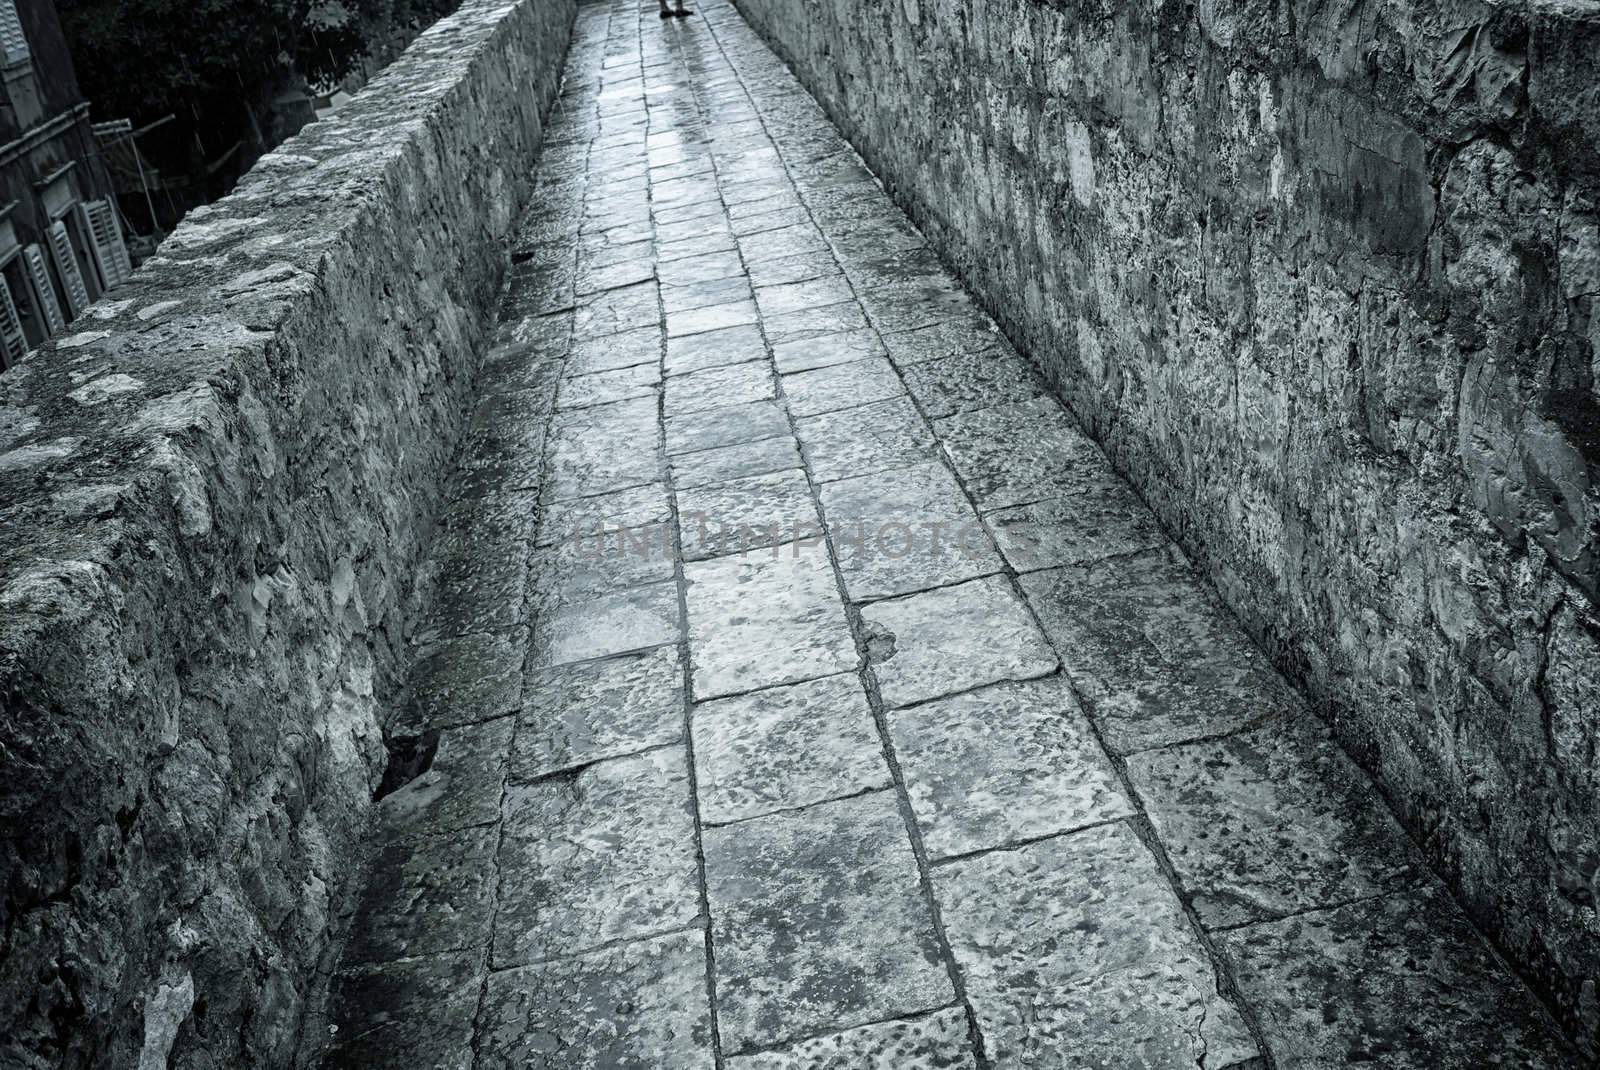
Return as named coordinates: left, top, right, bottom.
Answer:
left=319, top=1, right=1577, bottom=1067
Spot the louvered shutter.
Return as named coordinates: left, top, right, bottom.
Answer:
left=23, top=244, right=64, bottom=334
left=0, top=275, right=26, bottom=369
left=83, top=200, right=132, bottom=286
left=47, top=220, right=89, bottom=316
left=0, top=1, right=29, bottom=64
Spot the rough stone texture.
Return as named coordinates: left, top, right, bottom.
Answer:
left=478, top=928, right=715, bottom=1070
left=731, top=0, right=1600, bottom=1051
left=1221, top=884, right=1576, bottom=1068
left=726, top=1006, right=977, bottom=1069
left=702, top=790, right=954, bottom=1052
left=0, top=0, right=575, bottom=1064
left=887, top=676, right=1132, bottom=860
left=692, top=672, right=890, bottom=824
left=935, top=822, right=1258, bottom=1068
left=494, top=746, right=701, bottom=967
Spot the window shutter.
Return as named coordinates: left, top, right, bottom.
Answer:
left=85, top=200, right=132, bottom=285
left=23, top=244, right=64, bottom=334
left=47, top=220, right=89, bottom=317
left=0, top=1, right=29, bottom=64
left=0, top=274, right=26, bottom=370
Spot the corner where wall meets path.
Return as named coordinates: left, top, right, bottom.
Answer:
left=0, top=0, right=575, bottom=1065
left=730, top=0, right=1600, bottom=1058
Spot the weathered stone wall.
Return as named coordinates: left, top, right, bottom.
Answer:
left=733, top=0, right=1600, bottom=1055
left=0, top=0, right=574, bottom=1065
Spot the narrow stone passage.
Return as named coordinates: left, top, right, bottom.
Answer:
left=320, top=1, right=1578, bottom=1066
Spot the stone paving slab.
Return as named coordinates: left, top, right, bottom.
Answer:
left=529, top=578, right=682, bottom=668
left=494, top=747, right=700, bottom=966
left=783, top=354, right=905, bottom=417
left=666, top=398, right=790, bottom=454
left=1126, top=713, right=1430, bottom=930
left=684, top=542, right=858, bottom=699
left=538, top=481, right=674, bottom=545
left=819, top=460, right=1001, bottom=601
left=861, top=575, right=1058, bottom=707
left=935, top=822, right=1258, bottom=1067
left=1020, top=549, right=1300, bottom=754
left=1220, top=885, right=1573, bottom=1067
left=934, top=397, right=1111, bottom=513
left=888, top=676, right=1132, bottom=861
left=669, top=434, right=804, bottom=489
left=513, top=644, right=684, bottom=780
left=703, top=790, right=955, bottom=1052
left=677, top=468, right=821, bottom=559
left=795, top=395, right=939, bottom=482
left=692, top=672, right=890, bottom=824
left=479, top=928, right=715, bottom=1069
left=666, top=359, right=776, bottom=414
left=983, top=479, right=1167, bottom=572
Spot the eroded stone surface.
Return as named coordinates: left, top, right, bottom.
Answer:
left=403, top=629, right=527, bottom=730
left=935, top=823, right=1257, bottom=1068
left=1020, top=550, right=1299, bottom=754
left=888, top=677, right=1131, bottom=860
left=495, top=747, right=700, bottom=965
left=684, top=541, right=857, bottom=699
left=795, top=395, right=938, bottom=483
left=514, top=645, right=684, bottom=780
left=1221, top=887, right=1575, bottom=1068
left=862, top=576, right=1057, bottom=707
left=703, top=791, right=954, bottom=1051
left=819, top=460, right=1001, bottom=601
left=693, top=672, right=890, bottom=823
left=727, top=1007, right=977, bottom=1069
left=377, top=716, right=514, bottom=841
left=324, top=952, right=485, bottom=1070
left=342, top=826, right=498, bottom=964
left=530, top=579, right=682, bottom=668
left=677, top=468, right=821, bottom=559
left=479, top=928, right=714, bottom=1069
left=1127, top=714, right=1428, bottom=929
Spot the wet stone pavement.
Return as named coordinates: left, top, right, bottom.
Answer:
left=319, top=1, right=1579, bottom=1067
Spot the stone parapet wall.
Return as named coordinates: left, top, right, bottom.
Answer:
left=0, top=0, right=574, bottom=1064
left=732, top=0, right=1600, bottom=1054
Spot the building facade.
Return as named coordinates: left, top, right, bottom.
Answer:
left=0, top=0, right=131, bottom=372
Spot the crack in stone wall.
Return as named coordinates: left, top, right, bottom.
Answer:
left=728, top=0, right=1600, bottom=1056
left=0, top=0, right=576, bottom=1065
